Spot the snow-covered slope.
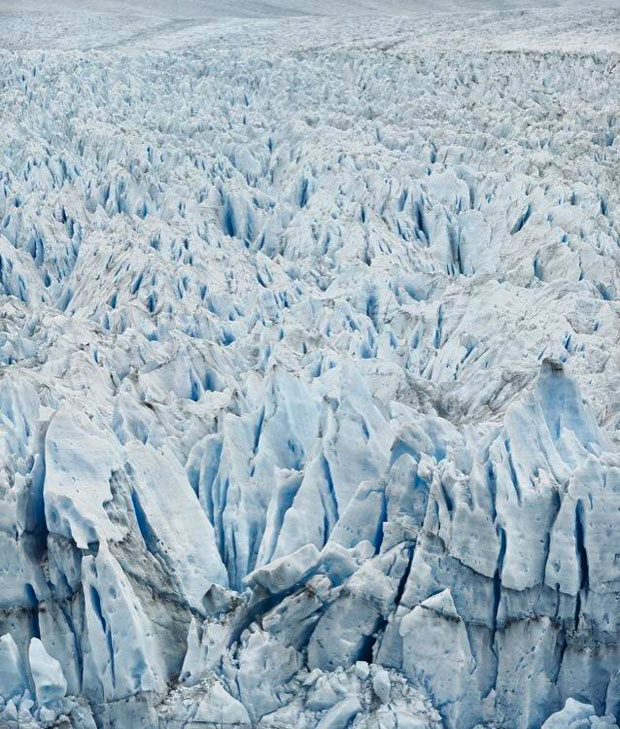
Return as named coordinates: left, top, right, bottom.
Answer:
left=1, top=2, right=620, bottom=728
left=7, top=0, right=617, bottom=19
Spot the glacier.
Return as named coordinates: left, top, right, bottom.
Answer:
left=1, top=0, right=620, bottom=727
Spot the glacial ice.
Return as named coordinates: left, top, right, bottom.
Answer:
left=1, top=0, right=620, bottom=727
left=28, top=638, right=67, bottom=707
left=0, top=635, right=27, bottom=701
left=541, top=699, right=619, bottom=729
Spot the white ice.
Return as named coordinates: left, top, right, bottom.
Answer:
left=0, top=0, right=620, bottom=728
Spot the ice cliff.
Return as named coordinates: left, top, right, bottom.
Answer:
left=1, top=1, right=620, bottom=728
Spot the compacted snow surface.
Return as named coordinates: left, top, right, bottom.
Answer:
left=2, top=1, right=620, bottom=727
